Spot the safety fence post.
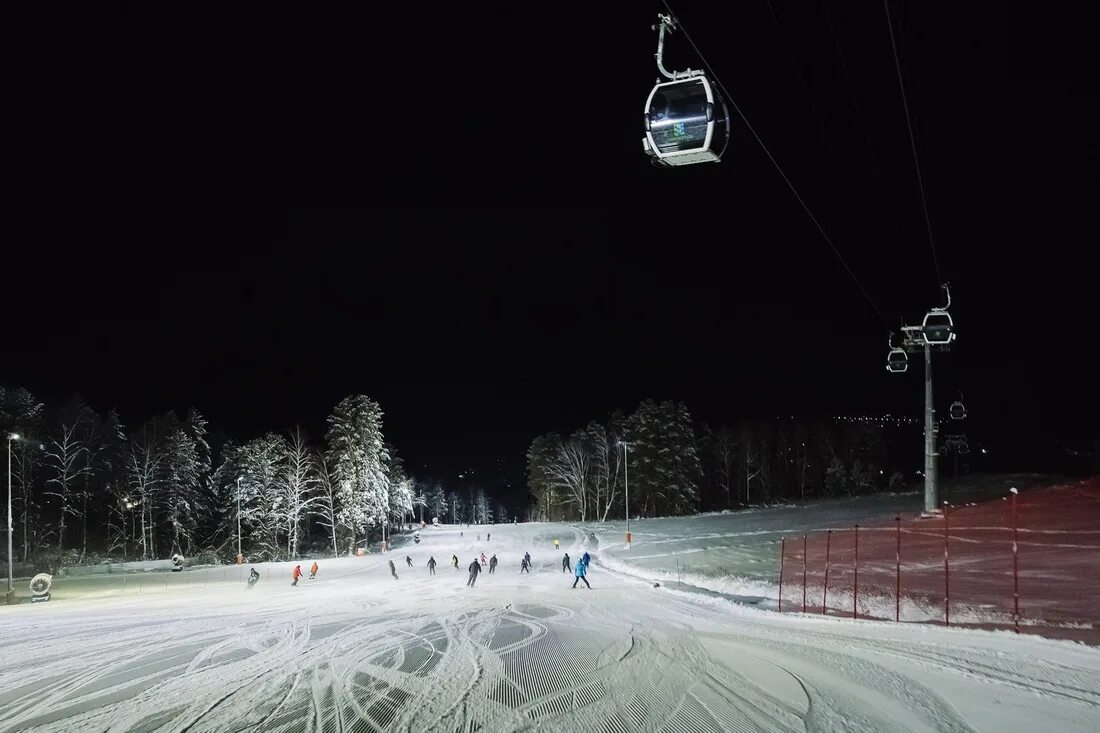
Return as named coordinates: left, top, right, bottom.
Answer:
left=802, top=534, right=808, bottom=613
left=822, top=529, right=831, bottom=614
left=778, top=537, right=786, bottom=612
left=943, top=502, right=951, bottom=627
left=1010, top=488, right=1020, bottom=633
left=853, top=524, right=859, bottom=619
left=895, top=516, right=901, bottom=622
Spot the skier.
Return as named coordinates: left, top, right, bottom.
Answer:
left=489, top=554, right=498, bottom=573
left=487, top=533, right=491, bottom=541
left=520, top=557, right=530, bottom=574
left=467, top=559, right=481, bottom=587
left=524, top=551, right=531, bottom=566
left=310, top=561, right=319, bottom=579
left=480, top=552, right=487, bottom=566
left=451, top=554, right=459, bottom=569
left=562, top=553, right=571, bottom=573
left=582, top=551, right=591, bottom=567
left=572, top=557, right=591, bottom=589
left=553, top=538, right=560, bottom=550
left=406, top=555, right=413, bottom=568
left=292, top=564, right=302, bottom=586
left=389, top=559, right=398, bottom=580
left=477, top=534, right=481, bottom=541
left=428, top=556, right=437, bottom=575
left=247, top=567, right=260, bottom=588
left=460, top=531, right=463, bottom=538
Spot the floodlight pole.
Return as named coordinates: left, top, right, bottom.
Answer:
left=6, top=434, right=15, bottom=604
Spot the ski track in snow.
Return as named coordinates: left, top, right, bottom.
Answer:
left=1, top=522, right=1098, bottom=733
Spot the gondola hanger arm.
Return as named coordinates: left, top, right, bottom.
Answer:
left=654, top=13, right=701, bottom=80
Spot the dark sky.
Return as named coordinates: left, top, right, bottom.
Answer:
left=7, top=4, right=1097, bottom=499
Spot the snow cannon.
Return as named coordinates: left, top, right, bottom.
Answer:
left=30, top=573, right=53, bottom=603
left=170, top=553, right=185, bottom=572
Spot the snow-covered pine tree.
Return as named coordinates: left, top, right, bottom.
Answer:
left=235, top=433, right=288, bottom=560
left=624, top=400, right=701, bottom=517
left=474, top=488, right=493, bottom=524
left=184, top=408, right=216, bottom=545
left=667, top=401, right=703, bottom=514
left=325, top=395, right=390, bottom=553
left=525, top=433, right=560, bottom=521
left=445, top=491, right=461, bottom=524
left=428, top=485, right=447, bottom=523
left=159, top=415, right=203, bottom=557
left=383, top=445, right=414, bottom=529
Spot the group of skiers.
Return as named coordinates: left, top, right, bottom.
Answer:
left=386, top=548, right=593, bottom=588
left=243, top=561, right=320, bottom=589
left=256, top=544, right=594, bottom=590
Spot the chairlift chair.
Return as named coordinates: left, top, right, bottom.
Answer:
left=949, top=400, right=967, bottom=420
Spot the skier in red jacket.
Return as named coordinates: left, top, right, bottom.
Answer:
left=292, top=564, right=302, bottom=586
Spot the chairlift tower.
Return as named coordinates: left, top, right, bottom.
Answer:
left=890, top=285, right=957, bottom=516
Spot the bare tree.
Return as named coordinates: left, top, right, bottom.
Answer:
left=546, top=433, right=591, bottom=522
left=712, top=426, right=736, bottom=509
left=586, top=423, right=611, bottom=522
left=282, top=426, right=319, bottom=559
left=739, top=421, right=762, bottom=506
left=125, top=425, right=163, bottom=559
left=44, top=417, right=91, bottom=552
left=314, top=455, right=340, bottom=558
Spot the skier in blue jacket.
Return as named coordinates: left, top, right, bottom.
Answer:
left=572, top=557, right=591, bottom=589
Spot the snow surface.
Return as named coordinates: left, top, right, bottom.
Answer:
left=1, top=521, right=1098, bottom=732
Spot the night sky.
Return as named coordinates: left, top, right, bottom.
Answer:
left=9, top=4, right=1097, bottom=500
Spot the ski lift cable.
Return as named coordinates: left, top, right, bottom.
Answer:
left=884, top=0, right=943, bottom=289
left=659, top=0, right=890, bottom=328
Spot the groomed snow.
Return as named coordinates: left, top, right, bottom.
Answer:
left=1, top=521, right=1098, bottom=732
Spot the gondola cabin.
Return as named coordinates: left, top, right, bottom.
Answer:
left=886, top=348, right=909, bottom=373
left=643, top=76, right=729, bottom=167
left=922, top=308, right=955, bottom=345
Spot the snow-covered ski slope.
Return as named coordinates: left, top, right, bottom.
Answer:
left=2, top=521, right=1098, bottom=732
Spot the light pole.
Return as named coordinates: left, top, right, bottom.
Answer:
left=124, top=498, right=135, bottom=558
left=236, top=476, right=243, bottom=563
left=619, top=441, right=632, bottom=549
left=6, top=433, right=18, bottom=604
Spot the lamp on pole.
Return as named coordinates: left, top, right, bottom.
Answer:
left=124, top=497, right=135, bottom=558
left=236, top=476, right=243, bottom=563
left=6, top=433, right=18, bottom=605
left=619, top=441, right=632, bottom=549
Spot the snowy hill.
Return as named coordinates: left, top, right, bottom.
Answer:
left=1, top=520, right=1098, bottom=732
